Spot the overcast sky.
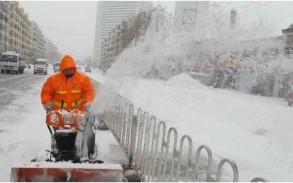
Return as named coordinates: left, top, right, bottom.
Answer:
left=19, top=1, right=292, bottom=61
left=19, top=1, right=97, bottom=60
left=19, top=1, right=175, bottom=61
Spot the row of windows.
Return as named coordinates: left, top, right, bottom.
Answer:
left=0, top=2, right=8, bottom=13
left=99, top=11, right=138, bottom=17
left=0, top=14, right=8, bottom=22
left=100, top=2, right=152, bottom=9
left=0, top=23, right=6, bottom=30
left=100, top=6, right=140, bottom=10
left=101, top=3, right=139, bottom=7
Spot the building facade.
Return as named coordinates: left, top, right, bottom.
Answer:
left=3, top=1, right=55, bottom=63
left=7, top=1, right=32, bottom=60
left=100, top=23, right=125, bottom=70
left=173, top=1, right=210, bottom=34
left=94, top=1, right=152, bottom=67
left=30, top=21, right=45, bottom=60
left=282, top=23, right=293, bottom=55
left=45, top=38, right=58, bottom=64
left=0, top=1, right=8, bottom=54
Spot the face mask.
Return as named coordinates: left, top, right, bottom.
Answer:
left=65, top=73, right=74, bottom=78
left=63, top=68, right=75, bottom=78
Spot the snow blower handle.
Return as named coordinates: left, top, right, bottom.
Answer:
left=61, top=100, right=64, bottom=110
left=47, top=124, right=53, bottom=135
left=45, top=106, right=53, bottom=135
left=44, top=100, right=63, bottom=135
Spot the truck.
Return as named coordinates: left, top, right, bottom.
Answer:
left=0, top=51, right=26, bottom=74
left=34, top=58, right=48, bottom=75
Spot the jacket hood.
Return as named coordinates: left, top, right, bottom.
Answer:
left=59, top=55, right=77, bottom=72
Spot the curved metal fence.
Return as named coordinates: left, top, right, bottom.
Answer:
left=102, top=91, right=268, bottom=182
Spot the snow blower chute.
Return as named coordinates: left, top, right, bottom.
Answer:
left=11, top=109, right=124, bottom=182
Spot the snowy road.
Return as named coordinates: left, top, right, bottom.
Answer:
left=0, top=69, right=49, bottom=181
left=0, top=73, right=43, bottom=112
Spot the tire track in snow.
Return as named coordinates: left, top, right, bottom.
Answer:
left=0, top=74, right=31, bottom=84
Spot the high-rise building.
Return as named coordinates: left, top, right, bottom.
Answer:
left=94, top=1, right=152, bottom=66
left=173, top=1, right=210, bottom=34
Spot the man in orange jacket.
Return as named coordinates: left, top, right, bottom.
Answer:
left=41, top=55, right=95, bottom=112
left=41, top=55, right=97, bottom=161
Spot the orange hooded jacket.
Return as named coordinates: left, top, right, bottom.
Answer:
left=41, top=55, right=95, bottom=111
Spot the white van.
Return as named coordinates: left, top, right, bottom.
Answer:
left=34, top=59, right=48, bottom=75
left=0, top=51, right=26, bottom=74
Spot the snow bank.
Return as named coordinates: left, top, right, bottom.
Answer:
left=165, top=73, right=208, bottom=90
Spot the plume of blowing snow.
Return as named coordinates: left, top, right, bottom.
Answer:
left=90, top=2, right=292, bottom=114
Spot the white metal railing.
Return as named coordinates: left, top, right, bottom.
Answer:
left=102, top=91, right=268, bottom=182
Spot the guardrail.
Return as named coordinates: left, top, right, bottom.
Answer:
left=102, top=91, right=268, bottom=182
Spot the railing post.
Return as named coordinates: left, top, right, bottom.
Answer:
left=251, top=177, right=268, bottom=182
left=129, top=115, right=138, bottom=167
left=193, top=145, right=213, bottom=182
left=216, top=158, right=239, bottom=182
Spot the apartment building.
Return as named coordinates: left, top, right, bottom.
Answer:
left=100, top=24, right=124, bottom=66
left=0, top=1, right=8, bottom=53
left=31, top=21, right=45, bottom=60
left=7, top=1, right=32, bottom=60
left=94, top=1, right=152, bottom=66
left=5, top=1, right=49, bottom=62
left=45, top=38, right=58, bottom=63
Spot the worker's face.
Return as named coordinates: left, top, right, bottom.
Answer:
left=62, top=68, right=75, bottom=78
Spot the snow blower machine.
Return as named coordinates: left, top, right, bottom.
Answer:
left=11, top=109, right=124, bottom=182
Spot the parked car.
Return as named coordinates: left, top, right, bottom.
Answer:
left=53, top=62, right=60, bottom=73
left=85, top=66, right=92, bottom=73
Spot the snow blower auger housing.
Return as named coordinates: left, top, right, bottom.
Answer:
left=11, top=109, right=124, bottom=182
left=11, top=162, right=124, bottom=182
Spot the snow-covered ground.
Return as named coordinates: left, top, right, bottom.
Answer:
left=1, top=66, right=293, bottom=181
left=87, top=69, right=293, bottom=182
